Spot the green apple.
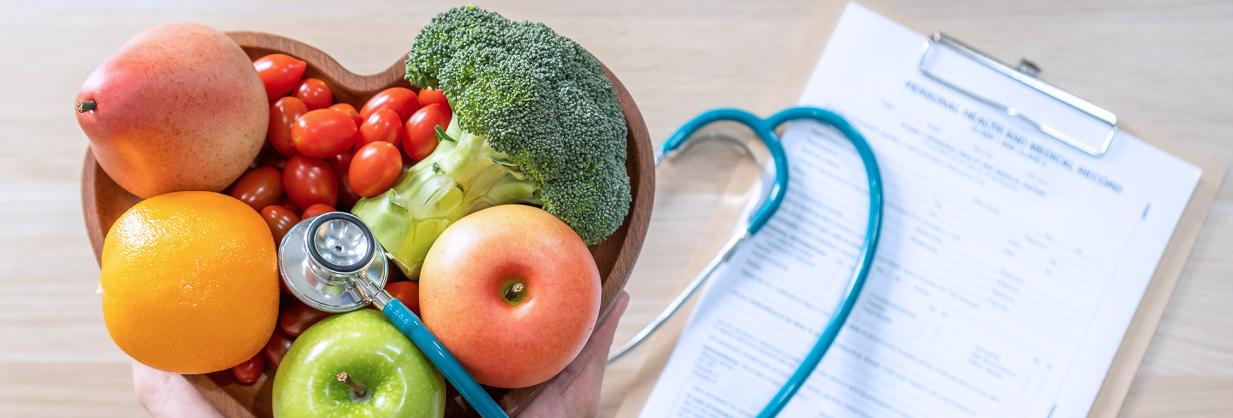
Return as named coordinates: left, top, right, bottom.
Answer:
left=273, top=309, right=445, bottom=418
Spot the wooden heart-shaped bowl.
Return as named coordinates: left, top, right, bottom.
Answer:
left=80, top=31, right=654, bottom=417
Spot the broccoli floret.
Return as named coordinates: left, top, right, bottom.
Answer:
left=351, top=6, right=630, bottom=276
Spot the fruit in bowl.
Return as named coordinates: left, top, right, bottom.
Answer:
left=76, top=23, right=268, bottom=198
left=421, top=205, right=602, bottom=388
left=100, top=191, right=279, bottom=374
left=273, top=309, right=445, bottom=418
left=79, top=5, right=653, bottom=416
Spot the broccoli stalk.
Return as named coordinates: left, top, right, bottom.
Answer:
left=352, top=6, right=631, bottom=276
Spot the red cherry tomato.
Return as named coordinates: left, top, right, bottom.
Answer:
left=359, top=108, right=405, bottom=147
left=263, top=329, right=294, bottom=369
left=330, top=103, right=362, bottom=126
left=384, top=281, right=420, bottom=315
left=403, top=104, right=449, bottom=162
left=230, top=167, right=282, bottom=210
left=260, top=151, right=289, bottom=170
left=253, top=54, right=306, bottom=100
left=279, top=300, right=333, bottom=337
left=349, top=142, right=403, bottom=197
left=231, top=353, right=265, bottom=385
left=294, top=78, right=333, bottom=110
left=300, top=203, right=334, bottom=219
left=283, top=155, right=338, bottom=209
left=292, top=109, right=358, bottom=158
left=328, top=152, right=360, bottom=208
left=329, top=151, right=353, bottom=175
left=360, top=87, right=418, bottom=122
left=268, top=97, right=308, bottom=156
left=260, top=205, right=299, bottom=244
left=417, top=87, right=449, bottom=110
left=272, top=194, right=293, bottom=210
left=337, top=173, right=361, bottom=209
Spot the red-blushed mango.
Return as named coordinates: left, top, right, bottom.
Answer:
left=76, top=22, right=267, bottom=198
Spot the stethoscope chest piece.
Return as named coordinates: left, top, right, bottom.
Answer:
left=279, top=212, right=389, bottom=312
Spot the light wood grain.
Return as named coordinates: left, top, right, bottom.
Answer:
left=1, top=1, right=1231, bottom=417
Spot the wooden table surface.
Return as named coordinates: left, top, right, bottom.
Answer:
left=1, top=1, right=1230, bottom=417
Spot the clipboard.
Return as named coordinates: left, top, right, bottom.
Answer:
left=612, top=2, right=1226, bottom=417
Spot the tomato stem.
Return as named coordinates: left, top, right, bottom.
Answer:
left=336, top=371, right=367, bottom=398
left=76, top=99, right=97, bottom=113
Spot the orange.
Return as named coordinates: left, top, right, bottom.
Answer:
left=101, top=191, right=279, bottom=374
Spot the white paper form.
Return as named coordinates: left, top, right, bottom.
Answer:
left=639, top=4, right=1201, bottom=418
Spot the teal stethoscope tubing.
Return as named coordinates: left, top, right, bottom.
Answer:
left=626, top=107, right=884, bottom=417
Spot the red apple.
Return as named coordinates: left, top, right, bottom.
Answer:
left=419, top=205, right=601, bottom=388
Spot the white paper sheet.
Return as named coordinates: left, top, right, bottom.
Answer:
left=639, top=4, right=1201, bottom=417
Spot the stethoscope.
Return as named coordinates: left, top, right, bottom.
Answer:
left=278, top=106, right=883, bottom=418
left=606, top=107, right=884, bottom=417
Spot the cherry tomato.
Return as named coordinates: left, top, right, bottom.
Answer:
left=360, top=87, right=418, bottom=122
left=417, top=87, right=449, bottom=110
left=384, top=281, right=420, bottom=315
left=292, top=109, right=358, bottom=158
left=294, top=78, right=333, bottom=110
left=327, top=152, right=352, bottom=181
left=300, top=203, right=334, bottom=219
left=260, top=150, right=289, bottom=170
left=230, top=167, right=282, bottom=210
left=263, top=329, right=294, bottom=369
left=330, top=103, right=362, bottom=126
left=253, top=54, right=306, bottom=100
left=260, top=205, right=299, bottom=244
left=329, top=151, right=353, bottom=175
left=268, top=97, right=308, bottom=156
left=231, top=353, right=265, bottom=385
left=279, top=300, right=333, bottom=337
left=403, top=104, right=449, bottom=162
left=358, top=108, right=405, bottom=147
left=338, top=173, right=361, bottom=209
left=283, top=155, right=339, bottom=208
left=329, top=152, right=360, bottom=208
left=349, top=142, right=403, bottom=197
left=273, top=195, right=295, bottom=212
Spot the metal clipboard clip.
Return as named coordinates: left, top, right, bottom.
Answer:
left=920, top=33, right=1118, bottom=157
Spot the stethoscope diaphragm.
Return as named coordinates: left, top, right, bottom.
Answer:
left=279, top=212, right=388, bottom=312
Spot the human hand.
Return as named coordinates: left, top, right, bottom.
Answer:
left=131, top=360, right=223, bottom=418
left=520, top=290, right=629, bottom=417
left=132, top=290, right=630, bottom=418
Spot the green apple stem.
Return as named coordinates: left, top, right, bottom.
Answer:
left=336, top=372, right=367, bottom=398
left=76, top=99, right=97, bottom=113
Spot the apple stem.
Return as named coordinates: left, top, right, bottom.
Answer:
left=504, top=282, right=525, bottom=301
left=336, top=372, right=367, bottom=398
left=76, top=99, right=97, bottom=113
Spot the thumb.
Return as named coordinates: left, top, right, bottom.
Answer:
left=520, top=290, right=629, bottom=417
